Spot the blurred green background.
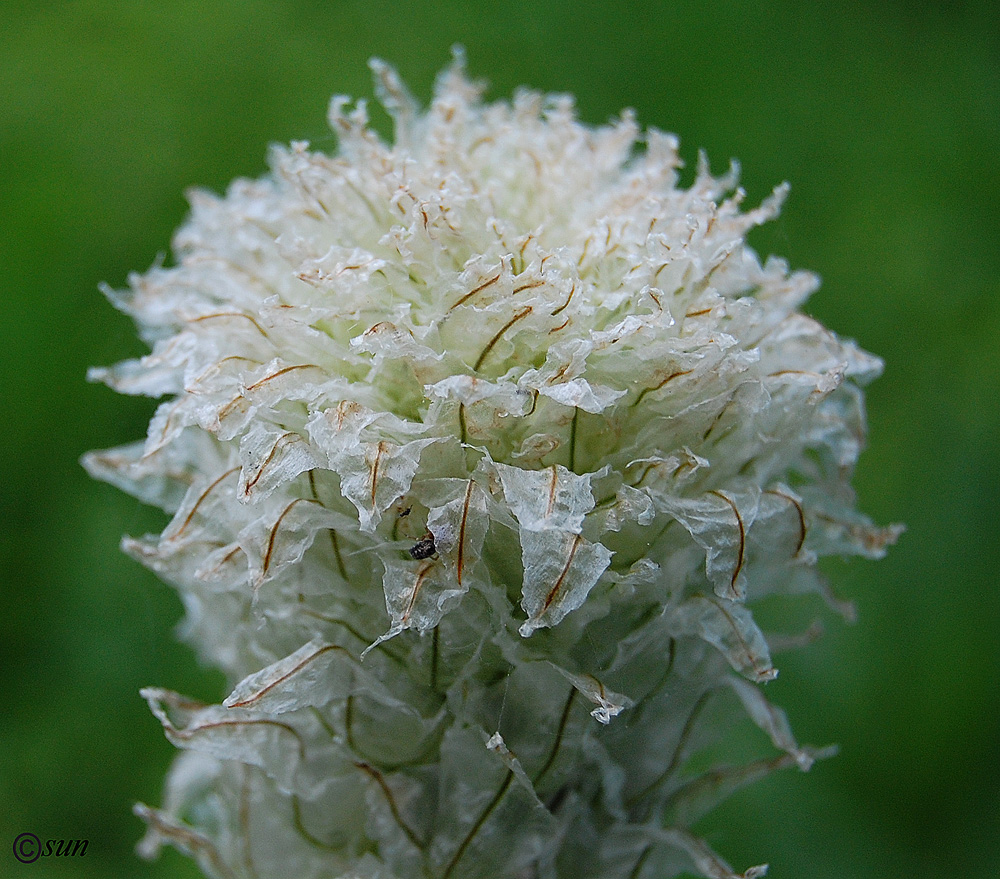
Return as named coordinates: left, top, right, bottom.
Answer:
left=1, top=1, right=997, bottom=877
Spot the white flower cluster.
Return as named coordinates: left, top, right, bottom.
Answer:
left=85, top=53, right=899, bottom=879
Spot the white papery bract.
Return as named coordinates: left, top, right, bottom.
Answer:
left=85, top=53, right=899, bottom=879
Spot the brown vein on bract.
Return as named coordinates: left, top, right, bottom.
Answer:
left=451, top=271, right=501, bottom=310
left=813, top=511, right=898, bottom=554
left=699, top=593, right=772, bottom=680
left=586, top=673, right=607, bottom=703
left=764, top=489, right=806, bottom=557
left=628, top=637, right=677, bottom=729
left=442, top=771, right=513, bottom=879
left=568, top=407, right=579, bottom=473
left=217, top=364, right=320, bottom=422
left=702, top=392, right=735, bottom=441
left=185, top=355, right=263, bottom=392
left=86, top=453, right=187, bottom=490
left=390, top=503, right=410, bottom=543
left=518, top=232, right=535, bottom=263
left=369, top=441, right=386, bottom=510
left=627, top=689, right=713, bottom=809
left=291, top=795, right=339, bottom=852
left=308, top=470, right=348, bottom=580
left=225, top=645, right=354, bottom=709
left=456, top=480, right=474, bottom=587
left=303, top=617, right=407, bottom=669
left=245, top=363, right=320, bottom=392
left=541, top=534, right=583, bottom=615
left=354, top=762, right=425, bottom=850
left=331, top=399, right=358, bottom=431
left=707, top=490, right=745, bottom=596
left=673, top=457, right=698, bottom=479
left=685, top=307, right=712, bottom=318
left=243, top=433, right=302, bottom=498
left=430, top=625, right=440, bottom=692
left=159, top=692, right=212, bottom=711
left=201, top=544, right=245, bottom=578
left=217, top=395, right=250, bottom=423
left=150, top=398, right=185, bottom=449
left=634, top=369, right=692, bottom=407
left=328, top=528, right=348, bottom=580
left=490, top=221, right=509, bottom=250
left=661, top=752, right=799, bottom=821
left=345, top=691, right=442, bottom=769
left=365, top=320, right=416, bottom=339
left=546, top=465, right=559, bottom=517
left=135, top=806, right=236, bottom=879
left=401, top=562, right=434, bottom=625
left=524, top=389, right=539, bottom=417
left=628, top=844, right=653, bottom=879
left=190, top=311, right=269, bottom=337
left=513, top=279, right=543, bottom=295
left=263, top=498, right=320, bottom=578
left=473, top=307, right=532, bottom=371
left=768, top=369, right=815, bottom=378
left=629, top=460, right=660, bottom=488
left=172, top=718, right=306, bottom=760
left=468, top=134, right=494, bottom=152
left=532, top=687, right=577, bottom=787
left=548, top=362, right=571, bottom=384
left=171, top=467, right=240, bottom=540
left=645, top=287, right=664, bottom=317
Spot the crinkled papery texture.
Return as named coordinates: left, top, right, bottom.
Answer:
left=492, top=462, right=614, bottom=636
left=86, top=52, right=899, bottom=879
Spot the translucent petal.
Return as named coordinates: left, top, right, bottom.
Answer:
left=336, top=438, right=436, bottom=532
left=494, top=463, right=595, bottom=534
left=552, top=666, right=633, bottom=724
left=669, top=594, right=777, bottom=682
left=518, top=531, right=613, bottom=636
left=653, top=489, right=760, bottom=601
left=725, top=676, right=814, bottom=770
left=238, top=497, right=356, bottom=589
left=237, top=424, right=325, bottom=503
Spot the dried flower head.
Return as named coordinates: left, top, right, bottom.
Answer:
left=85, top=51, right=899, bottom=879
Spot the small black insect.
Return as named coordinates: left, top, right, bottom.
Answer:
left=408, top=535, right=436, bottom=560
